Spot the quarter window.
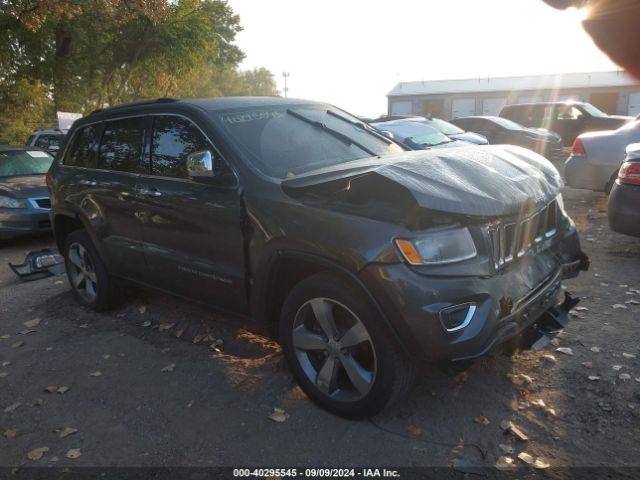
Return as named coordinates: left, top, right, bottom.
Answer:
left=151, top=116, right=211, bottom=178
left=99, top=118, right=146, bottom=173
left=65, top=125, right=99, bottom=168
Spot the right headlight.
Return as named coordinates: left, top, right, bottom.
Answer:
left=0, top=195, right=27, bottom=209
left=395, top=227, right=478, bottom=266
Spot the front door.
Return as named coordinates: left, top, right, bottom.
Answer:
left=136, top=114, right=248, bottom=314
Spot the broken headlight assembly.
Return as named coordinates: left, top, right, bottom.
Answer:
left=395, top=227, right=477, bottom=266
left=0, top=195, right=27, bottom=209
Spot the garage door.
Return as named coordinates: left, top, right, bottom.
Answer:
left=482, top=97, right=507, bottom=116
left=451, top=98, right=476, bottom=118
left=628, top=92, right=640, bottom=116
left=390, top=101, right=412, bottom=115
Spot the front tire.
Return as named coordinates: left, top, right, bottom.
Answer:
left=279, top=272, right=414, bottom=419
left=64, top=229, right=121, bottom=311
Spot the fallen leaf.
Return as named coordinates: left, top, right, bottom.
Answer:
left=44, top=386, right=58, bottom=393
left=58, top=427, right=78, bottom=439
left=550, top=338, right=560, bottom=347
left=612, top=304, right=628, bottom=310
left=175, top=329, right=184, bottom=338
left=102, top=354, right=111, bottom=360
left=1, top=361, right=10, bottom=367
left=160, top=363, right=175, bottom=372
left=622, top=353, right=637, bottom=359
left=541, top=354, right=557, bottom=364
left=475, top=415, right=490, bottom=425
left=187, top=400, right=194, bottom=408
left=65, top=448, right=81, bottom=459
left=23, top=318, right=41, bottom=329
left=0, top=372, right=8, bottom=379
left=192, top=334, right=206, bottom=344
left=534, top=458, right=551, bottom=469
left=530, top=399, right=546, bottom=408
left=619, top=373, right=632, bottom=381
left=590, top=346, right=601, bottom=353
left=612, top=365, right=623, bottom=371
left=3, top=402, right=21, bottom=413
left=56, top=386, right=69, bottom=394
left=19, top=329, right=36, bottom=335
left=600, top=282, right=609, bottom=287
left=556, top=347, right=573, bottom=356
left=2, top=429, right=17, bottom=438
left=625, top=300, right=640, bottom=305
left=588, top=375, right=601, bottom=381
left=268, top=407, right=289, bottom=423
left=498, top=444, right=514, bottom=454
left=158, top=323, right=174, bottom=332
left=582, top=362, right=593, bottom=369
left=89, top=371, right=102, bottom=377
left=500, top=420, right=529, bottom=441
left=495, top=456, right=516, bottom=471
left=34, top=399, right=44, bottom=407
left=453, top=371, right=469, bottom=383
left=138, top=306, right=147, bottom=314
left=141, top=321, right=151, bottom=327
left=11, top=341, right=24, bottom=348
left=574, top=306, right=589, bottom=311
left=406, top=424, right=422, bottom=436
left=518, top=452, right=534, bottom=464
left=27, top=447, right=49, bottom=461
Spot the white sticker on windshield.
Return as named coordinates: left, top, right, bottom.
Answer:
left=27, top=151, right=50, bottom=158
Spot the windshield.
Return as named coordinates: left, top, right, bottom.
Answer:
left=0, top=150, right=54, bottom=177
left=34, top=134, right=65, bottom=150
left=422, top=118, right=465, bottom=136
left=214, top=104, right=404, bottom=179
left=489, top=116, right=524, bottom=131
left=372, top=121, right=453, bottom=148
left=580, top=103, right=608, bottom=118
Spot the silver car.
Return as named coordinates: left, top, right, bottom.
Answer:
left=565, top=118, right=640, bottom=192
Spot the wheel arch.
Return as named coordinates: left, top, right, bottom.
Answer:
left=256, top=250, right=408, bottom=354
left=53, top=212, right=86, bottom=252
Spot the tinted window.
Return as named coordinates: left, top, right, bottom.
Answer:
left=151, top=116, right=211, bottom=178
left=34, top=134, right=65, bottom=150
left=215, top=104, right=403, bottom=179
left=65, top=125, right=99, bottom=168
left=99, top=118, right=145, bottom=173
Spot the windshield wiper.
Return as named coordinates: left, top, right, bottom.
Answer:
left=286, top=109, right=378, bottom=157
left=325, top=110, right=393, bottom=145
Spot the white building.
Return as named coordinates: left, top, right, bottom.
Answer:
left=387, top=71, right=640, bottom=120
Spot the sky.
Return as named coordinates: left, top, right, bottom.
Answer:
left=227, top=0, right=618, bottom=117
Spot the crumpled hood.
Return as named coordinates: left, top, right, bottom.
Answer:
left=0, top=175, right=49, bottom=199
left=283, top=145, right=562, bottom=219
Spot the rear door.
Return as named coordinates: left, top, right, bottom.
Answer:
left=90, top=116, right=149, bottom=279
left=135, top=114, right=248, bottom=314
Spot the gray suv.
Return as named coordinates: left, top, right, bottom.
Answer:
left=47, top=97, right=588, bottom=418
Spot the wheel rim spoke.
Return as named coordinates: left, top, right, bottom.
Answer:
left=339, top=322, right=369, bottom=349
left=72, top=272, right=85, bottom=288
left=340, top=354, right=373, bottom=396
left=293, top=326, right=328, bottom=351
left=84, top=278, right=96, bottom=298
left=84, top=269, right=97, bottom=283
left=316, top=356, right=339, bottom=394
left=310, top=299, right=337, bottom=339
left=67, top=242, right=98, bottom=301
left=68, top=248, right=83, bottom=269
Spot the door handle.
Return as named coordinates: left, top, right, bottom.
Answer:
left=79, top=179, right=97, bottom=186
left=138, top=187, right=162, bottom=197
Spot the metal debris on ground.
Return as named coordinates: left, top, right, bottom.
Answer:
left=9, top=249, right=65, bottom=281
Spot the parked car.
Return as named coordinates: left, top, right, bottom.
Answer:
left=372, top=115, right=489, bottom=145
left=26, top=129, right=67, bottom=156
left=0, top=146, right=54, bottom=241
left=564, top=119, right=640, bottom=192
left=500, top=101, right=632, bottom=147
left=450, top=116, right=564, bottom=162
left=370, top=119, right=471, bottom=150
left=48, top=97, right=588, bottom=418
left=608, top=143, right=640, bottom=237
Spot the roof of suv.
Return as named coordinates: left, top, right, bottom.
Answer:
left=502, top=101, right=587, bottom=109
left=88, top=96, right=318, bottom=118
left=31, top=129, right=66, bottom=135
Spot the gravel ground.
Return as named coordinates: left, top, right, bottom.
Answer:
left=0, top=187, right=639, bottom=475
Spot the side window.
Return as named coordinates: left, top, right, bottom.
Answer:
left=26, top=134, right=35, bottom=146
left=34, top=134, right=63, bottom=149
left=151, top=115, right=213, bottom=178
left=556, top=106, right=583, bottom=121
left=99, top=117, right=146, bottom=173
left=65, top=125, right=99, bottom=168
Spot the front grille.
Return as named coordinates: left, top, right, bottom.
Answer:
left=34, top=198, right=51, bottom=209
left=488, top=200, right=558, bottom=270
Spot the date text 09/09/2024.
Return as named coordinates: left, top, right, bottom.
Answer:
left=232, top=468, right=401, bottom=477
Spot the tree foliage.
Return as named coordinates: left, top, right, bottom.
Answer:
left=0, top=0, right=278, bottom=143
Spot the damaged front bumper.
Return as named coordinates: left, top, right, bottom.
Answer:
left=359, top=227, right=589, bottom=362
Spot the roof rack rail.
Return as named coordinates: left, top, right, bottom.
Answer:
left=90, top=97, right=178, bottom=116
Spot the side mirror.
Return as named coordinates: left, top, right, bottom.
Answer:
left=187, top=150, right=235, bottom=186
left=380, top=130, right=395, bottom=140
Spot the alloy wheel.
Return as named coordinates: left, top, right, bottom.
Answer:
left=292, top=297, right=377, bottom=402
left=67, top=242, right=98, bottom=302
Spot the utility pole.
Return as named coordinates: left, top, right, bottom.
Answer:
left=282, top=72, right=290, bottom=98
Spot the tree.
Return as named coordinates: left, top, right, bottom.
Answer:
left=0, top=79, right=53, bottom=145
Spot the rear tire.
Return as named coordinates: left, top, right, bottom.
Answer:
left=63, top=229, right=122, bottom=311
left=279, top=272, right=414, bottom=419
